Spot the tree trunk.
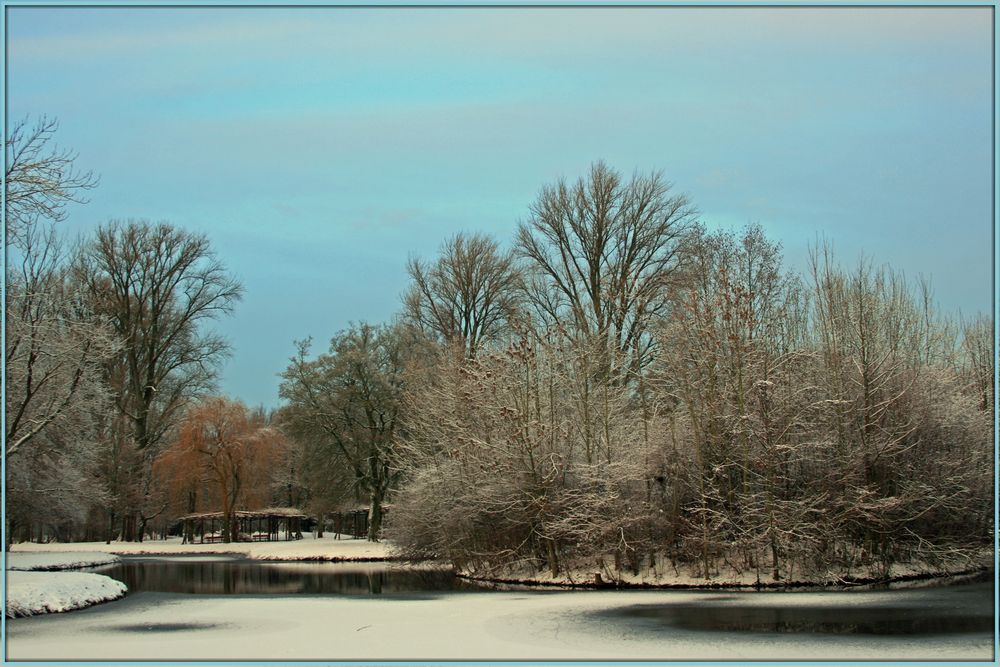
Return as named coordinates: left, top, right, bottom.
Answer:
left=368, top=491, right=383, bottom=542
left=222, top=510, right=233, bottom=543
left=770, top=532, right=780, bottom=581
left=106, top=510, right=117, bottom=544
left=121, top=513, right=136, bottom=542
left=545, top=538, right=560, bottom=577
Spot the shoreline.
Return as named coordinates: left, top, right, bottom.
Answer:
left=11, top=538, right=994, bottom=594
left=99, top=552, right=404, bottom=563
left=457, top=565, right=995, bottom=592
left=6, top=587, right=128, bottom=619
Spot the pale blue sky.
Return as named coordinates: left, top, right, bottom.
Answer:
left=6, top=6, right=994, bottom=408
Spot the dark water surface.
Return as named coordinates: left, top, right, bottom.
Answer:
left=611, top=600, right=992, bottom=635
left=93, top=556, right=473, bottom=595
left=595, top=582, right=995, bottom=636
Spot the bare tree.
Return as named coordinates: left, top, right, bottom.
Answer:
left=390, top=331, right=648, bottom=577
left=653, top=225, right=808, bottom=578
left=804, top=244, right=992, bottom=575
left=404, top=232, right=522, bottom=358
left=958, top=314, right=994, bottom=413
left=75, top=220, right=243, bottom=540
left=5, top=116, right=98, bottom=246
left=516, top=161, right=698, bottom=383
left=388, top=187, right=996, bottom=586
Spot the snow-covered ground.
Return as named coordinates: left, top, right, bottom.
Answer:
left=6, top=584, right=993, bottom=661
left=6, top=572, right=127, bottom=618
left=9, top=535, right=392, bottom=561
left=5, top=551, right=128, bottom=618
left=7, top=551, right=121, bottom=571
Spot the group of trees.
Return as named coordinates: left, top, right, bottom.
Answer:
left=275, top=161, right=992, bottom=581
left=5, top=117, right=993, bottom=579
left=313, top=162, right=990, bottom=581
left=5, top=117, right=255, bottom=544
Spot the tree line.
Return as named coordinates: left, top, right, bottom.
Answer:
left=5, top=117, right=250, bottom=543
left=5, top=119, right=994, bottom=582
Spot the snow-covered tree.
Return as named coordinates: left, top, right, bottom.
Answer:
left=392, top=209, right=992, bottom=582
left=390, top=332, right=650, bottom=577
left=5, top=226, right=117, bottom=461
left=4, top=118, right=112, bottom=546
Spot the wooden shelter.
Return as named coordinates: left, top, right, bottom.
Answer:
left=178, top=507, right=307, bottom=544
left=329, top=509, right=371, bottom=539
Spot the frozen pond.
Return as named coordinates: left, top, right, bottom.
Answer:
left=5, top=557, right=995, bottom=661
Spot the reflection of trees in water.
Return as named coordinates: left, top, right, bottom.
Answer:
left=101, top=562, right=457, bottom=595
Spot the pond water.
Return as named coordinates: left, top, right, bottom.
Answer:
left=597, top=587, right=995, bottom=636
left=91, top=556, right=471, bottom=595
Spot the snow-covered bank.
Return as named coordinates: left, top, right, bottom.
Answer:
left=6, top=571, right=127, bottom=617
left=5, top=552, right=128, bottom=618
left=457, top=548, right=996, bottom=590
left=461, top=566, right=996, bottom=592
left=9, top=535, right=393, bottom=561
left=7, top=551, right=121, bottom=571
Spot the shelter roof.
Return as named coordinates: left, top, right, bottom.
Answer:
left=178, top=507, right=306, bottom=521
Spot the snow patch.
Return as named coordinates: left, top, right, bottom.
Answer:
left=6, top=572, right=126, bottom=617
left=7, top=551, right=121, bottom=571
left=9, top=535, right=393, bottom=561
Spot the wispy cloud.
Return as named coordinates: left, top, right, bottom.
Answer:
left=11, top=6, right=988, bottom=65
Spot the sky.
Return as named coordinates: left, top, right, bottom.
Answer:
left=6, top=5, right=994, bottom=409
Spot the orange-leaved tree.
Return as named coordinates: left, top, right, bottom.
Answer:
left=165, top=397, right=285, bottom=542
